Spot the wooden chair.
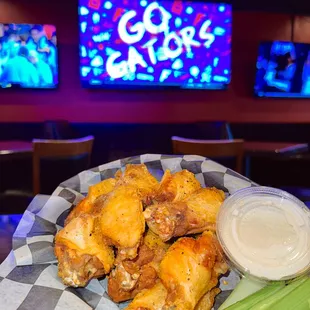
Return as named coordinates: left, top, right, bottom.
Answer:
left=172, top=136, right=244, bottom=174
left=32, top=136, right=94, bottom=195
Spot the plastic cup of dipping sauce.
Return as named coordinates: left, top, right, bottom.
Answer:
left=217, top=186, right=310, bottom=281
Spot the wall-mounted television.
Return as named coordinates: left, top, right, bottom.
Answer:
left=0, top=23, right=58, bottom=89
left=254, top=41, right=310, bottom=98
left=78, top=0, right=232, bottom=89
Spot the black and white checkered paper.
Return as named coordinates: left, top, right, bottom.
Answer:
left=0, top=154, right=257, bottom=310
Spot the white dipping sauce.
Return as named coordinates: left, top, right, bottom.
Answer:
left=217, top=188, right=310, bottom=280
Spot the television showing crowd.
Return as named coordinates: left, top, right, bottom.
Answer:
left=0, top=24, right=58, bottom=88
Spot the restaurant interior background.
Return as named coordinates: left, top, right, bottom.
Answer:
left=0, top=0, right=310, bottom=253
left=0, top=0, right=310, bottom=123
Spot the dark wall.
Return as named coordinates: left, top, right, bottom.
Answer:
left=0, top=0, right=310, bottom=123
left=234, top=0, right=310, bottom=15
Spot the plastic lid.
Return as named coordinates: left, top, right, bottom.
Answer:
left=216, top=186, right=310, bottom=281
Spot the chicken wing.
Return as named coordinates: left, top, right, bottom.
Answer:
left=195, top=288, right=221, bottom=310
left=65, top=178, right=116, bottom=225
left=159, top=231, right=227, bottom=310
left=154, top=170, right=201, bottom=203
left=144, top=188, right=225, bottom=241
left=55, top=214, right=114, bottom=287
left=100, top=185, right=145, bottom=261
left=125, top=281, right=167, bottom=310
left=116, top=164, right=159, bottom=205
left=108, top=230, right=170, bottom=302
left=126, top=232, right=226, bottom=310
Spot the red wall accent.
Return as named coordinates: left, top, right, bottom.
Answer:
left=0, top=0, right=309, bottom=123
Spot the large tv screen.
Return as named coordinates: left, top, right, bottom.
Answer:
left=0, top=23, right=58, bottom=89
left=255, top=41, right=310, bottom=98
left=78, top=0, right=232, bottom=89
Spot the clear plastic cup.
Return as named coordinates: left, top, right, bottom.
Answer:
left=216, top=186, right=310, bottom=282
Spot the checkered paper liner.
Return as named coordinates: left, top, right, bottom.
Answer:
left=0, top=154, right=257, bottom=310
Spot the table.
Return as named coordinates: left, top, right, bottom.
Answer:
left=0, top=214, right=23, bottom=263
left=244, top=141, right=309, bottom=156
left=0, top=141, right=33, bottom=155
left=244, top=141, right=309, bottom=177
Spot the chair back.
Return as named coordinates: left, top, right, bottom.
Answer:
left=32, top=136, right=94, bottom=195
left=172, top=136, right=244, bottom=173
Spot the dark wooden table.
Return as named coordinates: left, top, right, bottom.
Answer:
left=244, top=141, right=309, bottom=177
left=0, top=141, right=33, bottom=155
left=0, top=214, right=23, bottom=263
left=244, top=141, right=308, bottom=156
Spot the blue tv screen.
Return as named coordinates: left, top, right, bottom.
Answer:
left=0, top=23, right=58, bottom=89
left=255, top=41, right=310, bottom=98
left=78, top=0, right=232, bottom=89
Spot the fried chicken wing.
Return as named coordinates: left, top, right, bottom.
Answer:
left=144, top=188, right=225, bottom=241
left=159, top=231, right=226, bottom=310
left=195, top=288, right=221, bottom=310
left=108, top=230, right=170, bottom=303
left=125, top=282, right=167, bottom=310
left=154, top=170, right=201, bottom=203
left=100, top=185, right=145, bottom=261
left=108, top=261, right=158, bottom=303
left=144, top=202, right=188, bottom=242
left=116, top=164, right=159, bottom=205
left=65, top=178, right=116, bottom=225
left=126, top=232, right=226, bottom=310
left=142, top=230, right=171, bottom=268
left=55, top=214, right=114, bottom=287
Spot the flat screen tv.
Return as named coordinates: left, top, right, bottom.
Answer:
left=254, top=41, right=310, bottom=98
left=0, top=23, right=58, bottom=89
left=78, top=0, right=232, bottom=89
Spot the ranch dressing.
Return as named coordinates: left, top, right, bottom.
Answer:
left=217, top=187, right=310, bottom=281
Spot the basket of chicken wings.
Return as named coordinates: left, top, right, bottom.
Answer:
left=0, top=154, right=255, bottom=310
